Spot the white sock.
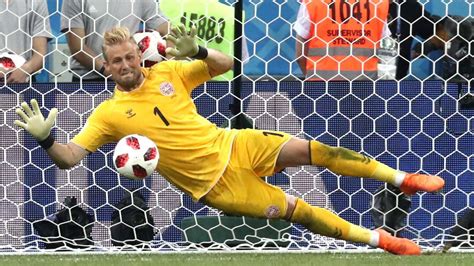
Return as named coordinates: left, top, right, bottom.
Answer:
left=393, top=171, right=406, bottom=187
left=369, top=230, right=380, bottom=247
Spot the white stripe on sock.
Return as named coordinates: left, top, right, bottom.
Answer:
left=369, top=231, right=380, bottom=247
left=393, top=171, right=406, bottom=187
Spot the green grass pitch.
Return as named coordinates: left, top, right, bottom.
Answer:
left=1, top=252, right=473, bottom=266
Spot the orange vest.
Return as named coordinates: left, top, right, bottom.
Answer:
left=303, top=0, right=388, bottom=80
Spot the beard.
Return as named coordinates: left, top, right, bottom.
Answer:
left=115, top=69, right=142, bottom=91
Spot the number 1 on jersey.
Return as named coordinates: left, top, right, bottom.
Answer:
left=154, top=106, right=170, bottom=126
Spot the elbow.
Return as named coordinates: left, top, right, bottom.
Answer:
left=57, top=162, right=74, bottom=170
left=55, top=158, right=77, bottom=170
left=209, top=59, right=233, bottom=78
left=220, top=56, right=233, bottom=74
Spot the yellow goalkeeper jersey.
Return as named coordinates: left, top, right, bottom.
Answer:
left=72, top=60, right=238, bottom=200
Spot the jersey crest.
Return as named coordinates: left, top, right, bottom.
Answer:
left=159, top=82, right=175, bottom=96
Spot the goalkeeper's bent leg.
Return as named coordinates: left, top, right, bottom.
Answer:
left=309, top=140, right=405, bottom=186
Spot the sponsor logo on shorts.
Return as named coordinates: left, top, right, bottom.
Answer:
left=159, top=82, right=175, bottom=96
left=265, top=205, right=280, bottom=218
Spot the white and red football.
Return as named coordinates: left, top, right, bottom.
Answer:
left=0, top=52, right=26, bottom=72
left=113, top=134, right=159, bottom=180
left=133, top=30, right=166, bottom=67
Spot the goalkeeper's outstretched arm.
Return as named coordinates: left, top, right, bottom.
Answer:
left=165, top=24, right=233, bottom=78
left=14, top=99, right=89, bottom=169
left=202, top=48, right=233, bottom=78
left=44, top=142, right=89, bottom=169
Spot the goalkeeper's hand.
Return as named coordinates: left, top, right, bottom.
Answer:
left=165, top=24, right=199, bottom=58
left=14, top=99, right=58, bottom=141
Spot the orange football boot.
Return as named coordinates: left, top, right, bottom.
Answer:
left=399, top=173, right=445, bottom=195
left=377, top=229, right=421, bottom=255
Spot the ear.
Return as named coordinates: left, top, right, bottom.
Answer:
left=137, top=47, right=142, bottom=60
left=103, top=60, right=110, bottom=73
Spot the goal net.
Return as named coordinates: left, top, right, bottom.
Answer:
left=0, top=0, right=473, bottom=252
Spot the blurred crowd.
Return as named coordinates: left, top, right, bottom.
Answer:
left=0, top=0, right=472, bottom=83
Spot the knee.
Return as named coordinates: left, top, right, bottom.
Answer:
left=277, top=138, right=311, bottom=168
left=284, top=195, right=314, bottom=225
left=284, top=194, right=298, bottom=220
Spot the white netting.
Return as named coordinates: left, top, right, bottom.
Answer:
left=0, top=0, right=473, bottom=253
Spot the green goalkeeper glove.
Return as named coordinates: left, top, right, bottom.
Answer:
left=14, top=99, right=58, bottom=142
left=166, top=24, right=207, bottom=59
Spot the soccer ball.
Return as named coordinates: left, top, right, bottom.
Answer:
left=133, top=30, right=166, bottom=66
left=113, top=134, right=159, bottom=180
left=0, top=52, right=26, bottom=71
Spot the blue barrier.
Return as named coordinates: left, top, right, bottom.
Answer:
left=2, top=80, right=471, bottom=246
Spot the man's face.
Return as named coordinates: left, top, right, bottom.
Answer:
left=104, top=41, right=142, bottom=91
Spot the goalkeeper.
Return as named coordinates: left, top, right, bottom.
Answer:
left=14, top=25, right=444, bottom=255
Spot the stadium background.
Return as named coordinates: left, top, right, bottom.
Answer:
left=0, top=0, right=473, bottom=251
left=40, top=0, right=472, bottom=80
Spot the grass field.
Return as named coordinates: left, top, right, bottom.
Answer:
left=1, top=252, right=473, bottom=266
